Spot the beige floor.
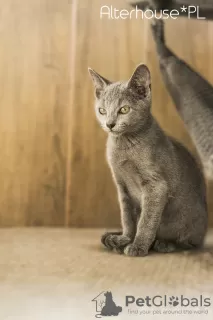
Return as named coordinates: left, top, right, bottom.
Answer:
left=0, top=228, right=213, bottom=320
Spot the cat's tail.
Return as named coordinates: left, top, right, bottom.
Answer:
left=129, top=0, right=170, bottom=57
left=128, top=1, right=151, bottom=11
left=151, top=18, right=174, bottom=60
left=150, top=18, right=213, bottom=181
left=128, top=0, right=171, bottom=11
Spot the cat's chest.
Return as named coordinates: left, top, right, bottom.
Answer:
left=107, top=146, right=147, bottom=202
left=119, top=159, right=143, bottom=202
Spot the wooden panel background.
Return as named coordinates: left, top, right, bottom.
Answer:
left=0, top=0, right=70, bottom=226
left=0, top=0, right=212, bottom=227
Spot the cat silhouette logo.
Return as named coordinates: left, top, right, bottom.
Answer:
left=92, top=291, right=122, bottom=318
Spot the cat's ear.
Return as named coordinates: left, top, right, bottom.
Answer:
left=88, top=68, right=111, bottom=99
left=127, top=64, right=151, bottom=97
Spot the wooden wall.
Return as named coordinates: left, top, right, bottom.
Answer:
left=0, top=0, right=212, bottom=227
left=0, top=0, right=70, bottom=226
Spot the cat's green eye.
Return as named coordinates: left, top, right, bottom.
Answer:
left=119, top=106, right=130, bottom=114
left=99, top=108, right=106, bottom=115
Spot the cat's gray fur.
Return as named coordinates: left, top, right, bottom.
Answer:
left=129, top=0, right=213, bottom=20
left=88, top=65, right=208, bottom=256
left=151, top=19, right=213, bottom=180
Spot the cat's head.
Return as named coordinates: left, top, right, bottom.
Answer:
left=104, top=291, right=112, bottom=299
left=88, top=64, right=151, bottom=135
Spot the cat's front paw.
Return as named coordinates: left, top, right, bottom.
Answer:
left=124, top=243, right=148, bottom=257
left=101, top=232, right=132, bottom=251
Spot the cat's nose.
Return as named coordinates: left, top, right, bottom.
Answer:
left=106, top=122, right=116, bottom=130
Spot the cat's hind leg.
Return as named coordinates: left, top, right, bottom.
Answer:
left=153, top=226, right=207, bottom=253
left=152, top=240, right=177, bottom=253
left=152, top=239, right=201, bottom=254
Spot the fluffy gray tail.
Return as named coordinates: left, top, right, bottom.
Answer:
left=129, top=1, right=170, bottom=11
left=151, top=19, right=173, bottom=60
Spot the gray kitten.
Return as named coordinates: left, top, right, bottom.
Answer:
left=151, top=19, right=213, bottom=180
left=129, top=0, right=213, bottom=20
left=88, top=64, right=207, bottom=257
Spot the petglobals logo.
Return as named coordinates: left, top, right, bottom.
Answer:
left=92, top=291, right=122, bottom=318
left=126, top=295, right=211, bottom=308
left=91, top=292, right=211, bottom=317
